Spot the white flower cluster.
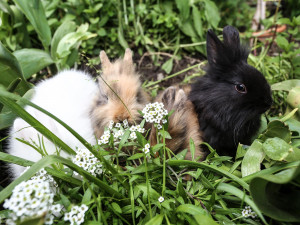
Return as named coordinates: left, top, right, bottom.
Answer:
left=73, top=148, right=103, bottom=176
left=3, top=176, right=62, bottom=225
left=142, top=102, right=168, bottom=129
left=142, top=143, right=150, bottom=154
left=64, top=204, right=88, bottom=225
left=98, top=120, right=145, bottom=145
left=30, top=168, right=58, bottom=188
left=242, top=206, right=257, bottom=218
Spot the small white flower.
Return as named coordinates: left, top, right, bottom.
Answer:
left=162, top=119, right=167, bottom=124
left=157, top=124, right=162, bottom=129
left=158, top=196, right=164, bottom=203
left=242, top=206, right=257, bottom=218
left=64, top=204, right=88, bottom=225
left=130, top=132, right=137, bottom=140
left=115, top=123, right=121, bottom=128
left=145, top=143, right=150, bottom=149
left=144, top=148, right=150, bottom=154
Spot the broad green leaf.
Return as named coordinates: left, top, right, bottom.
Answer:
left=176, top=204, right=208, bottom=216
left=180, top=21, right=197, bottom=38
left=192, top=6, right=203, bottom=38
left=0, top=42, right=30, bottom=95
left=271, top=79, right=300, bottom=91
left=51, top=20, right=77, bottom=60
left=204, top=0, right=220, bottom=28
left=145, top=214, right=164, bottom=225
left=13, top=0, right=51, bottom=48
left=19, top=215, right=45, bottom=225
left=276, top=36, right=289, bottom=51
left=259, top=120, right=291, bottom=143
left=250, top=164, right=300, bottom=222
left=13, top=49, right=54, bottom=79
left=193, top=214, right=218, bottom=225
left=162, top=58, right=173, bottom=74
left=262, top=137, right=291, bottom=161
left=175, top=0, right=190, bottom=21
left=56, top=24, right=96, bottom=59
left=287, top=87, right=300, bottom=118
left=111, top=202, right=122, bottom=214
left=241, top=140, right=265, bottom=177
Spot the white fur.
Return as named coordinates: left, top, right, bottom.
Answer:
left=8, top=70, right=98, bottom=179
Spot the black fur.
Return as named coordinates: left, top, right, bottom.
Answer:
left=189, top=26, right=272, bottom=156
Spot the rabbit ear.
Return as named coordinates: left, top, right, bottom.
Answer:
left=206, top=29, right=224, bottom=66
left=222, top=25, right=240, bottom=49
left=123, top=48, right=133, bottom=65
left=100, top=50, right=112, bottom=70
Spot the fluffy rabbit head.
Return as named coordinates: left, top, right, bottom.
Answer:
left=91, top=48, right=149, bottom=138
left=189, top=26, right=272, bottom=156
left=149, top=86, right=206, bottom=161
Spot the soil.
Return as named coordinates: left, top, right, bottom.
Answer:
left=80, top=52, right=206, bottom=90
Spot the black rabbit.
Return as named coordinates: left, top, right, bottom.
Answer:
left=189, top=26, right=272, bottom=156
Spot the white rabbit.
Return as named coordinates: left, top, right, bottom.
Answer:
left=7, top=70, right=98, bottom=179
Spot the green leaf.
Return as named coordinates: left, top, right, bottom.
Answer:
left=145, top=214, right=164, bottom=225
left=168, top=160, right=249, bottom=191
left=204, top=0, right=220, bottom=28
left=262, top=137, right=292, bottom=161
left=241, top=140, right=265, bottom=177
left=192, top=6, right=203, bottom=38
left=0, top=154, right=127, bottom=204
left=162, top=58, right=173, bottom=74
left=128, top=153, right=144, bottom=160
left=13, top=0, right=51, bottom=48
left=175, top=0, right=190, bottom=21
left=287, top=87, right=300, bottom=116
left=217, top=183, right=267, bottom=224
left=111, top=202, right=122, bottom=214
left=189, top=138, right=196, bottom=161
left=13, top=49, right=54, bottom=79
left=51, top=20, right=77, bottom=61
left=259, top=120, right=291, bottom=143
left=276, top=36, right=289, bottom=51
left=250, top=164, right=300, bottom=222
left=19, top=215, right=45, bottom=225
left=0, top=42, right=30, bottom=95
left=56, top=24, right=96, bottom=59
left=271, top=79, right=300, bottom=91
left=176, top=204, right=208, bottom=216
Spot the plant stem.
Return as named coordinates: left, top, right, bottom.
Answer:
left=144, top=155, right=152, bottom=218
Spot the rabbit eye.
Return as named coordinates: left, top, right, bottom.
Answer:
left=235, top=84, right=247, bottom=94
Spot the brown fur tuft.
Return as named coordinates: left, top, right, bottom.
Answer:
left=91, top=49, right=149, bottom=138
left=150, top=86, right=205, bottom=161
